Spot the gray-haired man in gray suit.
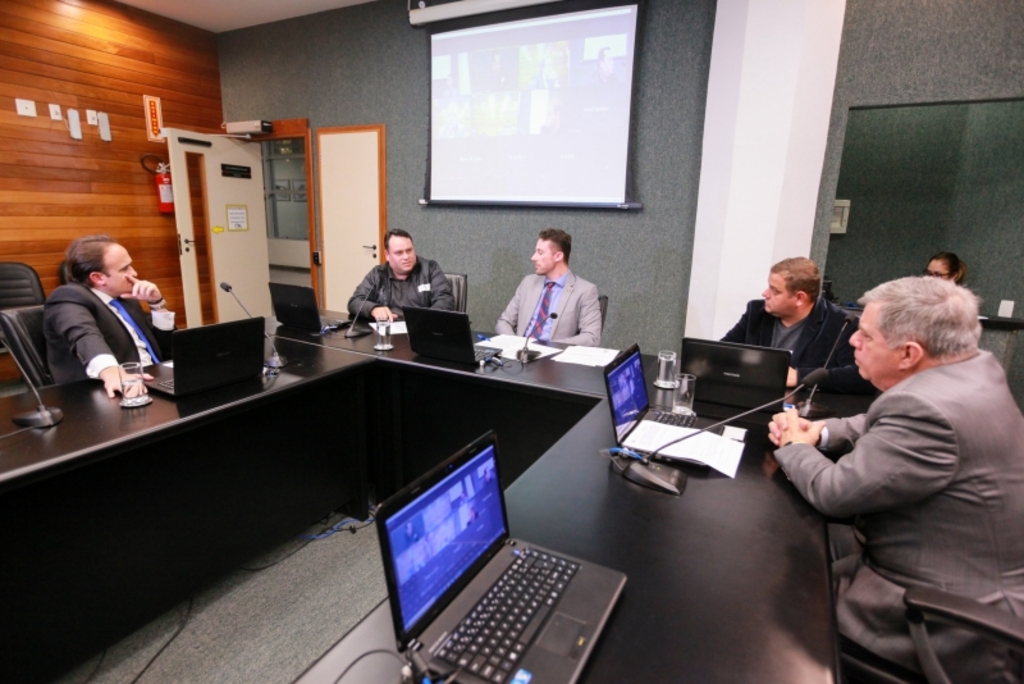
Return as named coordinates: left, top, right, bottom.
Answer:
left=769, top=276, right=1024, bottom=684
left=495, top=228, right=602, bottom=347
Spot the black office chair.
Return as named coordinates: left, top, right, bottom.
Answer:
left=0, top=306, right=54, bottom=387
left=841, top=586, right=1024, bottom=684
left=0, top=262, right=45, bottom=310
left=58, top=259, right=73, bottom=285
left=598, top=294, right=609, bottom=327
left=445, top=273, right=468, bottom=313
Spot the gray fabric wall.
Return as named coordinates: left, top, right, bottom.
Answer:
left=811, top=0, right=1024, bottom=267
left=827, top=101, right=1024, bottom=309
left=218, top=0, right=717, bottom=353
left=811, top=0, right=1024, bottom=405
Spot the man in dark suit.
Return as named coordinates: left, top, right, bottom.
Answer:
left=45, top=235, right=174, bottom=397
left=769, top=277, right=1024, bottom=684
left=722, top=257, right=874, bottom=394
left=495, top=228, right=602, bottom=347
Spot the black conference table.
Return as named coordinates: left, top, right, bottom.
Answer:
left=292, top=325, right=876, bottom=684
left=0, top=319, right=871, bottom=682
left=0, top=331, right=604, bottom=681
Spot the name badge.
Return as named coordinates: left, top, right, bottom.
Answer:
left=418, top=283, right=431, bottom=292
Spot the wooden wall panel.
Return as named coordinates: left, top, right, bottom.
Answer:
left=0, top=0, right=224, bottom=381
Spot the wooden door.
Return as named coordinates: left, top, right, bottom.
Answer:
left=316, top=125, right=386, bottom=312
left=166, top=128, right=272, bottom=324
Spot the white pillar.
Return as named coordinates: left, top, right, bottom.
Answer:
left=685, top=0, right=846, bottom=339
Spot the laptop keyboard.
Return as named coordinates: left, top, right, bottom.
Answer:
left=651, top=410, right=697, bottom=428
left=435, top=548, right=579, bottom=682
left=158, top=380, right=174, bottom=390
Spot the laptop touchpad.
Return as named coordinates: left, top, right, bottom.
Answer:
left=536, top=613, right=588, bottom=660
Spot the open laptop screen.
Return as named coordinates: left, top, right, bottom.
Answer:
left=384, top=444, right=506, bottom=633
left=605, top=346, right=649, bottom=441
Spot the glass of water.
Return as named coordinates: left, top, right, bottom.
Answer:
left=672, top=373, right=696, bottom=415
left=374, top=317, right=393, bottom=351
left=118, top=362, right=151, bottom=408
left=654, top=350, right=679, bottom=388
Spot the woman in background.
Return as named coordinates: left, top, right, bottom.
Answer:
left=925, top=251, right=967, bottom=284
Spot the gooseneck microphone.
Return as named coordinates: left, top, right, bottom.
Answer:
left=220, top=282, right=287, bottom=374
left=344, top=269, right=378, bottom=339
left=6, top=347, right=62, bottom=428
left=798, top=313, right=857, bottom=419
left=516, top=308, right=557, bottom=364
left=649, top=367, right=830, bottom=460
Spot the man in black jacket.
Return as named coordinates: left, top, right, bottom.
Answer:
left=347, top=229, right=454, bottom=321
left=722, top=257, right=874, bottom=394
left=45, top=235, right=174, bottom=397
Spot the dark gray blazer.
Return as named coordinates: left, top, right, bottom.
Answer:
left=44, top=283, right=173, bottom=385
left=495, top=272, right=602, bottom=347
left=774, top=351, right=1024, bottom=683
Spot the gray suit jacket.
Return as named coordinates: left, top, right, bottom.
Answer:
left=775, top=351, right=1024, bottom=683
left=495, top=272, right=602, bottom=346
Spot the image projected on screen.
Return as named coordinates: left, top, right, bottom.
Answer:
left=429, top=5, right=639, bottom=207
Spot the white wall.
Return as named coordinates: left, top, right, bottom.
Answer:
left=685, top=0, right=846, bottom=339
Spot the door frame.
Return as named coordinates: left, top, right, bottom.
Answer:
left=316, top=124, right=387, bottom=311
left=263, top=119, right=320, bottom=302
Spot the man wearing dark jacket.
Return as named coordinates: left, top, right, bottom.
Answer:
left=45, top=234, right=175, bottom=397
left=347, top=229, right=454, bottom=321
left=722, top=257, right=874, bottom=394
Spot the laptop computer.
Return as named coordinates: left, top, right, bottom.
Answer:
left=680, top=338, right=790, bottom=411
left=603, top=344, right=723, bottom=461
left=268, top=283, right=342, bottom=332
left=404, top=306, right=501, bottom=364
left=376, top=431, right=626, bottom=684
left=145, top=317, right=266, bottom=397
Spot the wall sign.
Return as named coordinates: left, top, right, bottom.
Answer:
left=221, top=164, right=252, bottom=179
left=143, top=95, right=164, bottom=142
left=226, top=205, right=249, bottom=232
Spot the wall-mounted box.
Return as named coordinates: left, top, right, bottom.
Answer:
left=831, top=199, right=850, bottom=234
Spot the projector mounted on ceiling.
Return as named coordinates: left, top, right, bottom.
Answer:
left=409, top=0, right=566, bottom=26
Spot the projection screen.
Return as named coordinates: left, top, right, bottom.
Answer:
left=426, top=4, right=641, bottom=208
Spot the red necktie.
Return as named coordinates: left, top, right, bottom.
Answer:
left=527, top=282, right=556, bottom=340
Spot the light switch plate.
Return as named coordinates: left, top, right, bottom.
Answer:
left=86, top=109, right=98, bottom=125
left=97, top=112, right=111, bottom=141
left=49, top=103, right=62, bottom=120
left=16, top=99, right=37, bottom=117
left=68, top=109, right=82, bottom=140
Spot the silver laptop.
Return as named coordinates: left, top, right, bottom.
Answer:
left=376, top=431, right=626, bottom=684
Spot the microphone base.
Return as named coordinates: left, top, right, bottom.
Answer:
left=515, top=349, right=540, bottom=364
left=13, top=407, right=63, bottom=428
left=609, top=454, right=685, bottom=496
left=343, top=324, right=373, bottom=339
left=797, top=400, right=835, bottom=420
left=264, top=354, right=287, bottom=375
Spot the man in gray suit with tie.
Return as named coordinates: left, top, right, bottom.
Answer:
left=495, top=228, right=602, bottom=347
left=769, top=276, right=1024, bottom=684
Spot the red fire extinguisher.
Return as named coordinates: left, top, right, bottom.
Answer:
left=141, top=154, right=174, bottom=214
left=154, top=163, right=174, bottom=214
